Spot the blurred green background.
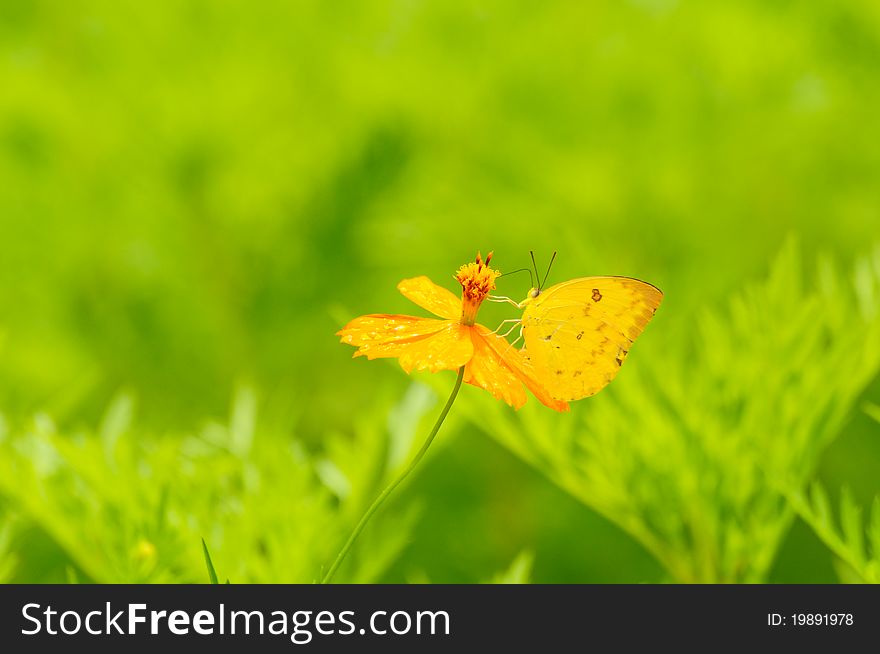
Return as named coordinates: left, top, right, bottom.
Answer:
left=1, top=0, right=879, bottom=583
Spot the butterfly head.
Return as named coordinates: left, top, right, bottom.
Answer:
left=518, top=286, right=542, bottom=308
left=518, top=251, right=556, bottom=308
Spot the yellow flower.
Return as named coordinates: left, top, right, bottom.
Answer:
left=338, top=252, right=568, bottom=411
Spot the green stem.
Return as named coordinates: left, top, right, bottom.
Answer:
left=321, top=366, right=465, bottom=584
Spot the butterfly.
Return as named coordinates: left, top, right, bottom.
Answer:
left=496, top=253, right=663, bottom=401
left=338, top=252, right=570, bottom=411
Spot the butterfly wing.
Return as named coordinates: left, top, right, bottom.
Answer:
left=521, top=276, right=662, bottom=400
left=465, top=325, right=570, bottom=412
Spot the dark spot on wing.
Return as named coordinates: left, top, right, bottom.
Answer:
left=576, top=331, right=584, bottom=340
left=541, top=334, right=552, bottom=341
left=573, top=370, right=582, bottom=377
left=592, top=289, right=602, bottom=302
left=555, top=370, right=563, bottom=375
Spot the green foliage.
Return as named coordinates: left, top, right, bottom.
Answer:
left=787, top=484, right=880, bottom=583
left=0, top=1, right=879, bottom=584
left=2, top=0, right=880, bottom=429
left=0, top=389, right=425, bottom=583
left=788, top=406, right=880, bottom=583
left=453, top=245, right=880, bottom=582
left=202, top=538, right=222, bottom=585
left=487, top=551, right=534, bottom=585
left=864, top=403, right=880, bottom=425
left=0, top=514, right=17, bottom=584
left=410, top=551, right=534, bottom=584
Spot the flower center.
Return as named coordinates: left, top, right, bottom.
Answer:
left=456, top=251, right=500, bottom=326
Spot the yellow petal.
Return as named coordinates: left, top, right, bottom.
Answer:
left=397, top=276, right=462, bottom=320
left=471, top=325, right=570, bottom=412
left=338, top=314, right=473, bottom=373
left=464, top=328, right=528, bottom=409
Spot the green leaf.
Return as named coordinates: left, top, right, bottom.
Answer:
left=487, top=551, right=535, bottom=584
left=840, top=488, right=865, bottom=567
left=869, top=498, right=880, bottom=564
left=202, top=538, right=219, bottom=585
left=810, top=483, right=832, bottom=531
left=789, top=482, right=880, bottom=584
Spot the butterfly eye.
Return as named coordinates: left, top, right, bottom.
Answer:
left=530, top=288, right=541, bottom=299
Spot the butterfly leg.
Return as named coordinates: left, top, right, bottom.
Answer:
left=504, top=334, right=522, bottom=356
left=487, top=295, right=523, bottom=308
left=501, top=325, right=525, bottom=357
left=497, top=322, right=521, bottom=339
left=490, top=319, right=522, bottom=338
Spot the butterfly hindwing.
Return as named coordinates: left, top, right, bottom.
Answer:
left=521, top=277, right=662, bottom=400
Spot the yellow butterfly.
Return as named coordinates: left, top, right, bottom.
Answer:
left=494, top=253, right=663, bottom=401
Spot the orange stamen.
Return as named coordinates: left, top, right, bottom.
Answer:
left=456, top=250, right=500, bottom=326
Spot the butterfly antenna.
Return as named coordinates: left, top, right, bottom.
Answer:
left=499, top=267, right=534, bottom=288
left=530, top=251, right=540, bottom=289
left=541, top=251, right=557, bottom=290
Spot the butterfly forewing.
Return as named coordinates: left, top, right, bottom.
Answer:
left=521, top=277, right=662, bottom=401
